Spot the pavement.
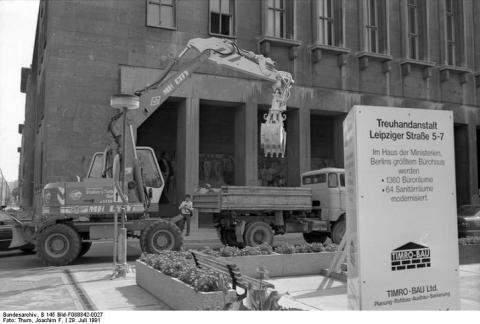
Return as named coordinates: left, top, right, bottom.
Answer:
left=0, top=230, right=479, bottom=311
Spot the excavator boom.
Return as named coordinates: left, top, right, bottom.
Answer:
left=110, top=37, right=294, bottom=174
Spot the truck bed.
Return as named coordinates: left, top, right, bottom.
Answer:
left=193, top=186, right=312, bottom=213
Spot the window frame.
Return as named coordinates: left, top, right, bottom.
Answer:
left=263, top=0, right=295, bottom=40
left=146, top=0, right=177, bottom=30
left=402, top=0, right=429, bottom=61
left=209, top=0, right=236, bottom=38
left=443, top=0, right=465, bottom=67
left=362, top=0, right=390, bottom=55
left=313, top=0, right=345, bottom=48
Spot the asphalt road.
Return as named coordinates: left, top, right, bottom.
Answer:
left=0, top=234, right=306, bottom=272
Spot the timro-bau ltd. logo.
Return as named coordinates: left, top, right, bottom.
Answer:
left=391, top=242, right=431, bottom=271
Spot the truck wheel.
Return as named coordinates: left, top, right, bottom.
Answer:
left=220, top=229, right=243, bottom=248
left=140, top=220, right=183, bottom=253
left=303, top=232, right=328, bottom=244
left=78, top=242, right=92, bottom=258
left=331, top=219, right=346, bottom=244
left=37, top=223, right=81, bottom=266
left=244, top=221, right=273, bottom=246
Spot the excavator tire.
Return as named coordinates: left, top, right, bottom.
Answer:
left=302, top=231, right=329, bottom=244
left=140, top=220, right=183, bottom=253
left=243, top=221, right=274, bottom=247
left=78, top=242, right=92, bottom=258
left=331, top=218, right=346, bottom=245
left=36, top=223, right=81, bottom=266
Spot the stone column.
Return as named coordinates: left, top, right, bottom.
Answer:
left=235, top=100, right=258, bottom=186
left=334, top=115, right=346, bottom=168
left=286, top=107, right=310, bottom=186
left=177, top=97, right=200, bottom=229
left=468, top=121, right=479, bottom=203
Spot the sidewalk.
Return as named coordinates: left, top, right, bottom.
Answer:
left=1, top=260, right=479, bottom=310
left=270, top=263, right=480, bottom=310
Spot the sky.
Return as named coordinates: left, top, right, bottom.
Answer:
left=0, top=0, right=39, bottom=182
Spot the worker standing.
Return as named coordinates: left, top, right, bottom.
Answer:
left=178, top=194, right=193, bottom=236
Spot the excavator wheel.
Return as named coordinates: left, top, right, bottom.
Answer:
left=36, top=223, right=81, bottom=266
left=243, top=221, right=274, bottom=246
left=140, top=220, right=183, bottom=253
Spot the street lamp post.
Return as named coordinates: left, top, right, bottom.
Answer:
left=109, top=94, right=140, bottom=278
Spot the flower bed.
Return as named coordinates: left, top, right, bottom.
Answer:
left=200, top=243, right=339, bottom=278
left=458, top=237, right=480, bottom=265
left=136, top=252, right=237, bottom=310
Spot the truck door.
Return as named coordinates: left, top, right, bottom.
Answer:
left=339, top=172, right=345, bottom=213
left=327, top=172, right=341, bottom=220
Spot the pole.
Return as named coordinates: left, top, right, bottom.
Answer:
left=119, top=107, right=128, bottom=276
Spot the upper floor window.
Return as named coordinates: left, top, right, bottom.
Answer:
left=406, top=0, right=427, bottom=60
left=265, top=0, right=294, bottom=39
left=146, top=0, right=176, bottom=29
left=315, top=0, right=343, bottom=47
left=364, top=0, right=388, bottom=54
left=209, top=0, right=235, bottom=37
left=445, top=0, right=465, bottom=66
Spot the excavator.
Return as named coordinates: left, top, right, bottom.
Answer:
left=5, top=37, right=295, bottom=266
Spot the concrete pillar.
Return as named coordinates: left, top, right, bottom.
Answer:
left=286, top=107, right=310, bottom=186
left=235, top=100, right=258, bottom=186
left=468, top=121, right=479, bottom=203
left=299, top=107, right=311, bottom=175
left=334, top=115, right=346, bottom=168
left=177, top=97, right=199, bottom=229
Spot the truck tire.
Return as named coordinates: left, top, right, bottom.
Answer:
left=219, top=229, right=243, bottom=248
left=303, top=232, right=329, bottom=244
left=37, top=223, right=81, bottom=266
left=78, top=242, right=92, bottom=257
left=140, top=220, right=183, bottom=253
left=331, top=218, right=346, bottom=244
left=243, top=221, right=274, bottom=246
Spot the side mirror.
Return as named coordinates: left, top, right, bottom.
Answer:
left=148, top=188, right=153, bottom=199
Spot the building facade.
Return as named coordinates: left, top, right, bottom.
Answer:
left=19, top=0, right=480, bottom=228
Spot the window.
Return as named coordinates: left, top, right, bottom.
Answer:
left=328, top=173, right=338, bottom=188
left=445, top=0, right=465, bottom=66
left=88, top=153, right=104, bottom=178
left=405, top=0, right=427, bottom=60
left=339, top=173, right=345, bottom=187
left=364, top=0, right=388, bottom=54
left=146, top=0, right=176, bottom=29
left=137, top=149, right=163, bottom=188
left=316, top=0, right=343, bottom=47
left=210, top=0, right=234, bottom=36
left=266, top=0, right=294, bottom=39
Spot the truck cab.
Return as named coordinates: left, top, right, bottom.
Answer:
left=301, top=168, right=346, bottom=243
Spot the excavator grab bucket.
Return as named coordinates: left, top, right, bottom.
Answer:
left=260, top=122, right=286, bottom=157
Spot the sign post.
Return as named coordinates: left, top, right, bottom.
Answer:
left=344, top=105, right=460, bottom=310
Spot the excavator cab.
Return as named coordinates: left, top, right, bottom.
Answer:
left=86, top=147, right=164, bottom=206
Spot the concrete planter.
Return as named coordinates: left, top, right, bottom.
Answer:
left=459, top=244, right=480, bottom=265
left=219, top=252, right=339, bottom=278
left=135, top=261, right=237, bottom=310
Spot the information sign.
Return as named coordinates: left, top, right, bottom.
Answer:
left=344, top=105, right=460, bottom=310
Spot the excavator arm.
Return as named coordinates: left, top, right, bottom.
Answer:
left=111, top=37, right=294, bottom=158
left=107, top=37, right=294, bottom=205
